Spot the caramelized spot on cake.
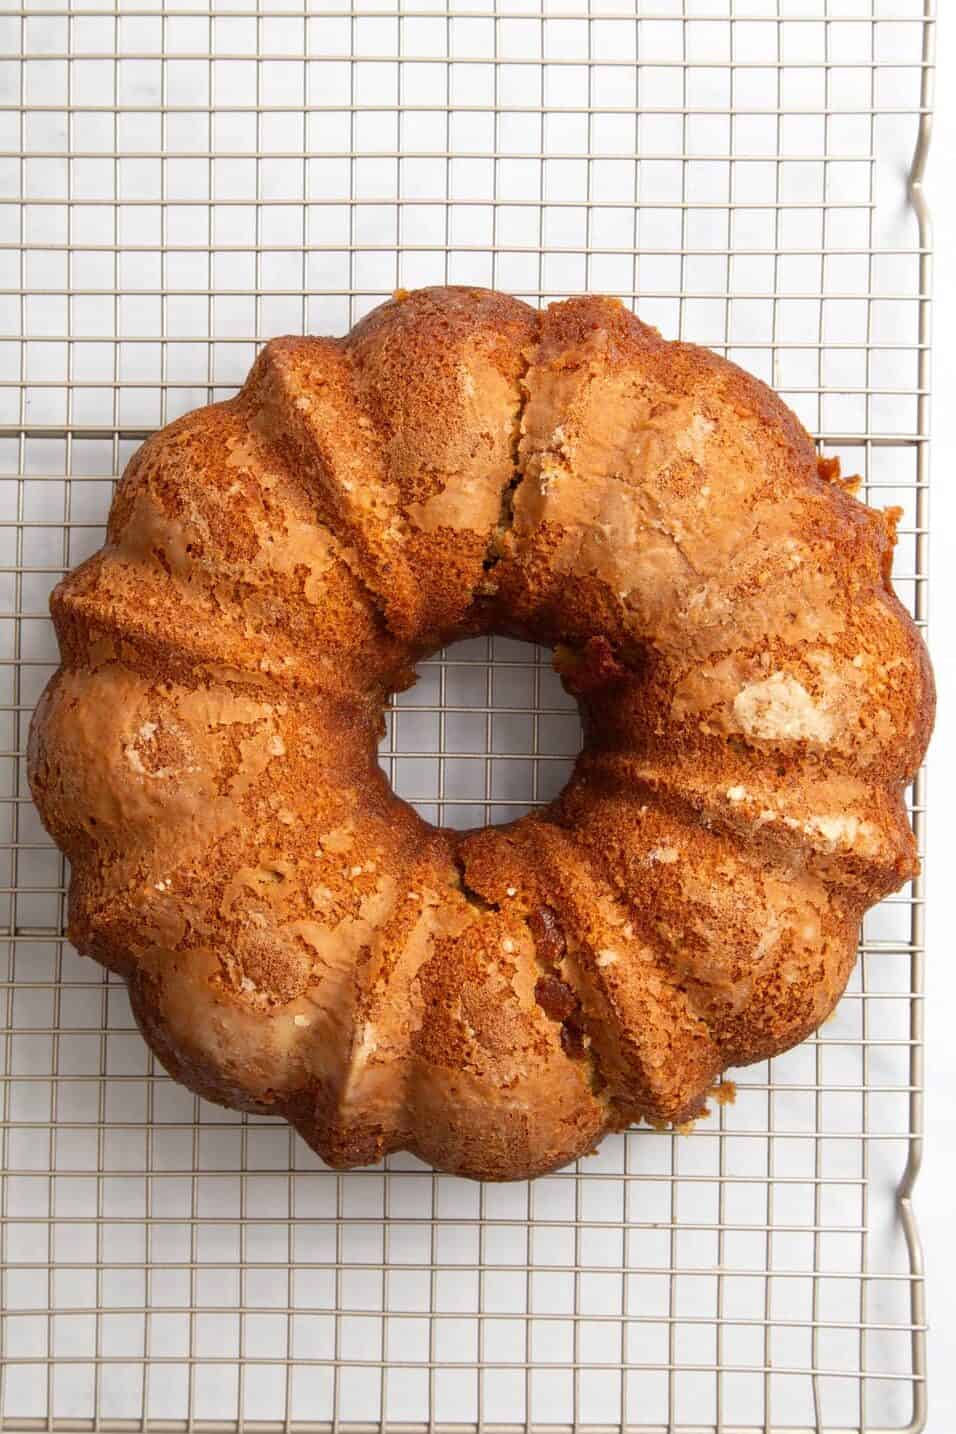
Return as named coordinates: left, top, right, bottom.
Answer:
left=560, top=1015, right=588, bottom=1062
left=528, top=904, right=567, bottom=966
left=529, top=907, right=593, bottom=1066
left=534, top=972, right=577, bottom=1022
left=553, top=635, right=629, bottom=695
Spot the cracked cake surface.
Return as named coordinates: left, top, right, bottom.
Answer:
left=28, top=286, right=934, bottom=1180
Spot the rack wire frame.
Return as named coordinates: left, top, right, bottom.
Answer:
left=0, top=2, right=935, bottom=1431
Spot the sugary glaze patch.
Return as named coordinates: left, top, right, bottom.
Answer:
left=28, top=287, right=934, bottom=1181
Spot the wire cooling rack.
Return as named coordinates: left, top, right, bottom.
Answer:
left=0, top=1, right=934, bottom=1430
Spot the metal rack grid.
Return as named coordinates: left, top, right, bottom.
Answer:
left=0, top=1, right=934, bottom=1430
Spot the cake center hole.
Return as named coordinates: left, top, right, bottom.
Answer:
left=379, top=637, right=583, bottom=830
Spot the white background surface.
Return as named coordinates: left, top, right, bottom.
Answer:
left=0, top=2, right=950, bottom=1429
left=921, top=5, right=955, bottom=1431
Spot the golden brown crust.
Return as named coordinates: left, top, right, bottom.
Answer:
left=27, top=287, right=934, bottom=1181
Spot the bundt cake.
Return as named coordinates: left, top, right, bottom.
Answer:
left=28, top=286, right=934, bottom=1181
